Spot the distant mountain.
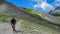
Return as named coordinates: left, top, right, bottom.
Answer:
left=49, top=7, right=60, bottom=16
left=55, top=7, right=60, bottom=10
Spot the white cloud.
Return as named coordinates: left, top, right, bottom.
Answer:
left=32, top=0, right=46, bottom=4
left=32, top=0, right=54, bottom=12
left=40, top=2, right=53, bottom=10
left=34, top=5, right=37, bottom=8
left=33, top=2, right=53, bottom=11
left=34, top=4, right=40, bottom=8
left=33, top=0, right=46, bottom=8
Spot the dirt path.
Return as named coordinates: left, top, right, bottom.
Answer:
left=0, top=20, right=60, bottom=34
left=0, top=20, right=22, bottom=34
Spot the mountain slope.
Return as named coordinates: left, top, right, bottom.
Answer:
left=0, top=1, right=60, bottom=34
left=25, top=8, right=60, bottom=25
left=0, top=1, right=60, bottom=25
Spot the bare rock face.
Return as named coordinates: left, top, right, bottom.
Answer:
left=0, top=0, right=5, bottom=2
left=0, top=1, right=39, bottom=23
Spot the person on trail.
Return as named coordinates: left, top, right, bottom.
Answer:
left=10, top=17, right=16, bottom=31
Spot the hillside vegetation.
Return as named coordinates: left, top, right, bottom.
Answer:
left=0, top=11, right=60, bottom=34
left=0, top=1, right=60, bottom=34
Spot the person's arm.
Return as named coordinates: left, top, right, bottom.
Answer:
left=14, top=19, right=16, bottom=23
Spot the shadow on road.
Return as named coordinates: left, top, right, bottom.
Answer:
left=13, top=30, right=22, bottom=33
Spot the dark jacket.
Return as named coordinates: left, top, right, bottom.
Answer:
left=11, top=18, right=16, bottom=24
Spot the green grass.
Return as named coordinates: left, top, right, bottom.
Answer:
left=54, top=11, right=60, bottom=15
left=0, top=10, right=60, bottom=34
left=26, top=8, right=46, bottom=21
left=0, top=15, right=8, bottom=22
left=26, top=8, right=40, bottom=15
left=0, top=14, right=20, bottom=23
left=19, top=19, right=60, bottom=34
left=26, top=8, right=33, bottom=13
left=26, top=8, right=60, bottom=27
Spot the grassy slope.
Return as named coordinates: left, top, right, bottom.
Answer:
left=0, top=11, right=20, bottom=23
left=26, top=8, right=60, bottom=25
left=0, top=14, right=59, bottom=34
left=19, top=8, right=60, bottom=34
left=20, top=19, right=60, bottom=34
left=0, top=9, right=60, bottom=34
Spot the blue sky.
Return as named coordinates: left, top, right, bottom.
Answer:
left=6, top=0, right=60, bottom=13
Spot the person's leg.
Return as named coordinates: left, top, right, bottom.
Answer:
left=13, top=24, right=16, bottom=31
left=11, top=24, right=16, bottom=31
